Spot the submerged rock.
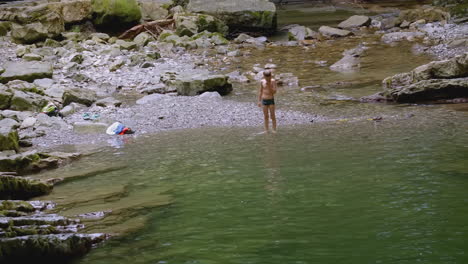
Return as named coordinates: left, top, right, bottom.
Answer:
left=382, top=53, right=468, bottom=102
left=330, top=45, right=367, bottom=72
left=319, top=26, right=352, bottom=38
left=381, top=32, right=425, bottom=44
left=186, top=0, right=277, bottom=33
left=0, top=199, right=107, bottom=263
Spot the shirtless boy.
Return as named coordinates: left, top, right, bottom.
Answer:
left=258, top=70, right=277, bottom=133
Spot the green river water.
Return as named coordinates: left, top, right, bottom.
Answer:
left=32, top=3, right=468, bottom=264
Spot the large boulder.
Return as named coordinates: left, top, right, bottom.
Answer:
left=175, top=13, right=228, bottom=37
left=186, top=0, right=277, bottom=33
left=138, top=0, right=169, bottom=21
left=174, top=74, right=233, bottom=96
left=382, top=53, right=468, bottom=102
left=398, top=7, right=450, bottom=23
left=319, top=26, right=352, bottom=38
left=62, top=88, right=97, bottom=106
left=0, top=62, right=53, bottom=84
left=91, top=0, right=142, bottom=30
left=338, top=15, right=371, bottom=29
left=58, top=0, right=93, bottom=24
left=9, top=4, right=65, bottom=44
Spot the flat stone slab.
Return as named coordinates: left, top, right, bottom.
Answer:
left=319, top=26, right=353, bottom=38
left=0, top=62, right=53, bottom=84
left=338, top=15, right=371, bottom=29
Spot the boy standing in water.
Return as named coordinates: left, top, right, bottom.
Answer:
left=258, top=70, right=277, bottom=133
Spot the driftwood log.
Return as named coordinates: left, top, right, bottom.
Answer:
left=119, top=19, right=175, bottom=40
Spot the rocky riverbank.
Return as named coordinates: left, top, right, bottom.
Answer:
left=0, top=0, right=467, bottom=262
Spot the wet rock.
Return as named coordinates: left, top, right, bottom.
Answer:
left=62, top=88, right=97, bottom=107
left=338, top=15, right=371, bottom=29
left=174, top=74, right=233, bottom=96
left=0, top=62, right=53, bottom=84
left=91, top=0, right=142, bottom=30
left=382, top=53, right=468, bottom=102
left=381, top=32, right=425, bottom=44
left=187, top=0, right=277, bottom=33
left=319, top=26, right=352, bottom=38
left=287, top=25, right=318, bottom=41
left=0, top=174, right=51, bottom=199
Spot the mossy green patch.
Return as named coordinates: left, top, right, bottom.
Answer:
left=91, top=0, right=142, bottom=28
left=0, top=175, right=52, bottom=200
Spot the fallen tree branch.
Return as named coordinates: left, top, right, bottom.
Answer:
left=119, top=19, right=175, bottom=40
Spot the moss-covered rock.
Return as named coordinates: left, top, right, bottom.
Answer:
left=62, top=88, right=97, bottom=106
left=186, top=0, right=276, bottom=33
left=398, top=7, right=450, bottom=24
left=0, top=233, right=107, bottom=262
left=174, top=74, right=232, bottom=96
left=0, top=127, right=19, bottom=152
left=0, top=85, right=13, bottom=110
left=0, top=175, right=52, bottom=199
left=175, top=13, right=228, bottom=37
left=433, top=0, right=468, bottom=18
left=382, top=53, right=468, bottom=102
left=91, top=0, right=142, bottom=30
left=0, top=21, right=11, bottom=37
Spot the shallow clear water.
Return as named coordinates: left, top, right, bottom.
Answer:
left=44, top=109, right=467, bottom=264
left=29, top=2, right=468, bottom=264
